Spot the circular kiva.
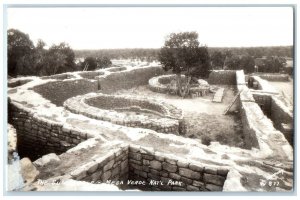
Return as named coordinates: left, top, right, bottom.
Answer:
left=148, top=74, right=210, bottom=97
left=64, top=93, right=186, bottom=135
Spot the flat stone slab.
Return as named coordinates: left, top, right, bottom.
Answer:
left=212, top=88, right=225, bottom=103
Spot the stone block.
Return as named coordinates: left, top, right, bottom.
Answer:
left=111, top=166, right=120, bottom=178
left=177, top=161, right=189, bottom=168
left=169, top=173, right=181, bottom=180
left=101, top=170, right=112, bottom=182
left=129, top=152, right=142, bottom=161
left=189, top=164, right=203, bottom=172
left=192, top=180, right=204, bottom=187
left=103, top=160, right=115, bottom=172
left=150, top=160, right=162, bottom=170
left=217, top=168, right=229, bottom=177
left=206, top=183, right=223, bottom=191
left=162, top=162, right=177, bottom=173
left=179, top=168, right=201, bottom=180
left=204, top=167, right=218, bottom=175
left=187, top=185, right=200, bottom=191
left=204, top=173, right=226, bottom=186
left=86, top=161, right=99, bottom=174
left=180, top=176, right=193, bottom=185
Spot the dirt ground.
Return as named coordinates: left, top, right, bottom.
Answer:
left=114, top=85, right=245, bottom=148
left=268, top=79, right=294, bottom=105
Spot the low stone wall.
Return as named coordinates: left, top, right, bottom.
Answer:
left=128, top=145, right=228, bottom=191
left=248, top=76, right=278, bottom=94
left=78, top=71, right=105, bottom=79
left=106, top=66, right=127, bottom=72
left=64, top=93, right=186, bottom=135
left=148, top=74, right=210, bottom=96
left=69, top=145, right=129, bottom=184
left=208, top=70, right=236, bottom=85
left=97, top=66, right=164, bottom=93
left=252, top=93, right=272, bottom=117
left=41, top=73, right=76, bottom=80
left=32, top=79, right=99, bottom=106
left=8, top=78, right=34, bottom=88
left=252, top=73, right=290, bottom=82
left=8, top=102, right=88, bottom=161
left=271, top=97, right=293, bottom=145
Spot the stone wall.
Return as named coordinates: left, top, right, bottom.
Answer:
left=32, top=79, right=99, bottom=106
left=127, top=145, right=228, bottom=191
left=252, top=93, right=272, bottom=117
left=67, top=144, right=228, bottom=191
left=78, top=71, right=105, bottom=79
left=41, top=73, right=76, bottom=80
left=252, top=73, right=290, bottom=82
left=69, top=146, right=129, bottom=184
left=271, top=97, right=293, bottom=145
left=148, top=74, right=210, bottom=96
left=64, top=93, right=186, bottom=135
left=208, top=70, right=236, bottom=85
left=97, top=66, right=164, bottom=93
left=8, top=102, right=88, bottom=161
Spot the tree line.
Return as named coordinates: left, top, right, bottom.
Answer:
left=7, top=29, right=112, bottom=77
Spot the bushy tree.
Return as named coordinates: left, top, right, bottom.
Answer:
left=240, top=55, right=255, bottom=73
left=211, top=50, right=226, bottom=69
left=8, top=29, right=34, bottom=76
left=159, top=32, right=210, bottom=97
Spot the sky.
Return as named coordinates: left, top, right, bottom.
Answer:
left=7, top=6, right=294, bottom=49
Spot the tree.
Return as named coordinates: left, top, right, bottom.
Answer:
left=40, top=43, right=76, bottom=75
left=240, top=55, right=255, bottom=73
left=96, top=56, right=112, bottom=68
left=211, top=50, right=226, bottom=69
left=159, top=32, right=210, bottom=97
left=8, top=29, right=34, bottom=76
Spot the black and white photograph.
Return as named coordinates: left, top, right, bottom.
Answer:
left=3, top=2, right=296, bottom=196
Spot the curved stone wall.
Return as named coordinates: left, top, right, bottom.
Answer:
left=64, top=93, right=185, bottom=135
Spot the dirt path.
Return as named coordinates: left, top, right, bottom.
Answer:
left=269, top=79, right=293, bottom=105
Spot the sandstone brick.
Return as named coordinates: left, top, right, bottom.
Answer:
left=130, top=163, right=142, bottom=171
left=142, top=154, right=154, bottom=160
left=187, top=185, right=200, bottom=191
left=180, top=176, right=193, bottom=185
left=165, top=158, right=177, bottom=165
left=101, top=170, right=111, bottom=182
left=204, top=173, right=226, bottom=186
left=206, top=183, right=223, bottom=191
left=150, top=160, right=162, bottom=170
left=179, top=168, right=201, bottom=179
left=189, top=164, right=203, bottom=172
left=129, top=152, right=142, bottom=161
left=111, top=166, right=120, bottom=178
left=204, top=167, right=218, bottom=175
left=217, top=168, right=229, bottom=176
left=103, top=160, right=115, bottom=171
left=143, top=159, right=150, bottom=165
left=169, top=173, right=181, bottom=180
left=162, top=162, right=177, bottom=173
left=192, top=180, right=204, bottom=187
left=177, top=161, right=189, bottom=168
left=120, top=160, right=128, bottom=171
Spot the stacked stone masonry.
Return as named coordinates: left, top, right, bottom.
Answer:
left=9, top=102, right=88, bottom=160
left=148, top=74, right=210, bottom=96
left=64, top=93, right=186, bottom=135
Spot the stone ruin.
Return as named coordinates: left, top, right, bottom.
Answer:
left=7, top=65, right=293, bottom=192
left=149, top=74, right=210, bottom=97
